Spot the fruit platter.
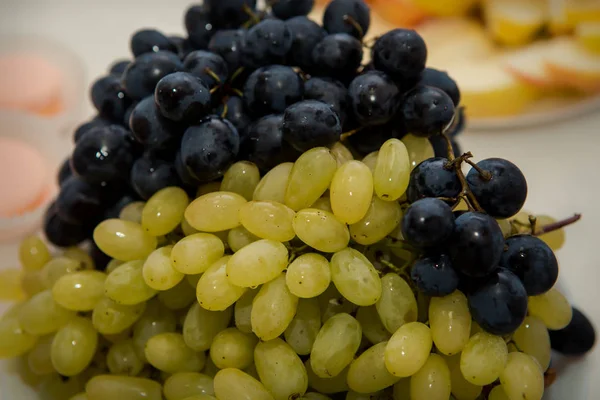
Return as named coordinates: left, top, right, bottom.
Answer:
left=0, top=0, right=597, bottom=399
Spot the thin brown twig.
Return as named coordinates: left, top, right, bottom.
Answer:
left=343, top=14, right=364, bottom=39
left=535, top=214, right=582, bottom=235
left=340, top=127, right=363, bottom=141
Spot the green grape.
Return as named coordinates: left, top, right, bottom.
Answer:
left=251, top=273, right=298, bottom=340
left=311, top=196, right=333, bottom=213
left=443, top=354, right=482, bottom=400
left=227, top=226, right=260, bottom=252
left=310, top=313, right=362, bottom=378
left=376, top=273, right=418, bottom=334
left=185, top=191, right=247, bottom=232
left=362, top=151, right=379, bottom=173
left=105, top=259, right=124, bottom=275
left=41, top=256, right=87, bottom=288
left=347, top=341, right=400, bottom=393
left=429, top=290, right=471, bottom=356
left=392, top=378, right=410, bottom=400
left=235, top=289, right=258, bottom=334
left=145, top=332, right=205, bottom=373
left=255, top=338, right=308, bottom=400
left=499, top=352, right=544, bottom=400
left=202, top=356, right=220, bottom=378
left=345, top=391, right=386, bottom=400
left=105, top=260, right=158, bottom=305
left=329, top=160, right=373, bottom=224
left=106, top=339, right=144, bottom=376
left=40, top=373, right=86, bottom=400
left=141, top=246, right=183, bottom=291
left=410, top=353, right=451, bottom=400
left=284, top=298, right=322, bottom=355
left=488, top=385, right=511, bottom=400
left=317, top=284, right=358, bottom=323
left=528, top=288, right=573, bottom=330
left=300, top=393, right=332, bottom=400
left=70, top=393, right=89, bottom=400
left=496, top=219, right=512, bottom=238
left=330, top=141, right=354, bottom=166
left=164, top=372, right=215, bottom=400
left=141, top=187, right=190, bottom=236
left=305, top=360, right=350, bottom=393
left=197, top=256, right=247, bottom=311
left=470, top=321, right=483, bottom=336
left=94, top=219, right=157, bottom=261
left=52, top=270, right=107, bottom=311
left=460, top=332, right=508, bottom=386
left=293, top=208, right=349, bottom=253
left=19, top=235, right=51, bottom=271
left=181, top=217, right=200, bottom=236
left=209, top=327, right=257, bottom=369
left=330, top=247, right=382, bottom=306
left=186, top=273, right=202, bottom=288
left=512, top=316, right=551, bottom=371
left=119, top=201, right=145, bottom=223
left=349, top=196, right=402, bottom=245
left=373, top=139, right=410, bottom=201
left=214, top=368, right=275, bottom=400
left=63, top=247, right=95, bottom=270
left=226, top=239, right=289, bottom=287
left=401, top=133, right=434, bottom=170
left=158, top=279, right=196, bottom=310
left=253, top=162, right=293, bottom=203
left=28, top=334, right=55, bottom=375
left=197, top=182, right=223, bottom=197
left=285, top=147, right=338, bottom=211
left=356, top=306, right=391, bottom=344
left=384, top=322, right=432, bottom=378
left=85, top=375, right=162, bottom=400
left=51, top=316, right=98, bottom=376
left=132, top=299, right=177, bottom=362
left=536, top=215, right=566, bottom=250
left=19, top=289, right=75, bottom=335
left=92, top=296, right=146, bottom=335
left=285, top=253, right=331, bottom=298
left=21, top=270, right=47, bottom=298
left=220, top=161, right=261, bottom=201
left=239, top=200, right=296, bottom=242
left=171, top=233, right=225, bottom=275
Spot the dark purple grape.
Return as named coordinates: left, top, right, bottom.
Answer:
left=109, top=60, right=130, bottom=76
left=420, top=67, right=461, bottom=106
left=57, top=158, right=73, bottom=187
left=169, top=35, right=194, bottom=59
left=549, top=307, right=596, bottom=355
left=347, top=120, right=406, bottom=155
left=122, top=51, right=183, bottom=100
left=130, top=29, right=178, bottom=57
left=304, top=77, right=348, bottom=125
left=174, top=151, right=200, bottom=187
left=466, top=158, right=528, bottom=219
left=55, top=176, right=105, bottom=224
left=241, top=19, right=293, bottom=69
left=323, top=0, right=370, bottom=39
left=269, top=0, right=314, bottom=19
left=154, top=72, right=211, bottom=123
left=411, top=253, right=458, bottom=297
left=311, top=33, right=363, bottom=80
left=183, top=50, right=229, bottom=90
left=285, top=16, right=326, bottom=71
left=43, top=203, right=91, bottom=247
left=402, top=86, right=455, bottom=137
left=88, top=241, right=111, bottom=271
left=184, top=5, right=215, bottom=49
left=129, top=96, right=182, bottom=152
left=407, top=157, right=461, bottom=204
left=206, top=0, right=257, bottom=29
left=90, top=75, right=132, bottom=122
left=401, top=198, right=455, bottom=248
left=216, top=96, right=251, bottom=135
left=348, top=71, right=400, bottom=127
left=243, top=65, right=304, bottom=117
left=242, top=114, right=300, bottom=171
left=131, top=153, right=182, bottom=200
left=208, top=29, right=247, bottom=72
left=372, top=28, right=427, bottom=81
left=73, top=117, right=112, bottom=143
left=282, top=100, right=342, bottom=152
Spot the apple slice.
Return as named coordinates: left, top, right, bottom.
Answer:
left=576, top=22, right=600, bottom=55
left=483, top=0, right=547, bottom=46
left=503, top=41, right=560, bottom=88
left=544, top=37, right=600, bottom=93
left=406, top=0, right=479, bottom=17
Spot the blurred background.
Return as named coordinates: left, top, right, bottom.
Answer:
left=0, top=0, right=599, bottom=399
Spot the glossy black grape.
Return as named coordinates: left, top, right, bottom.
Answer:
left=57, top=158, right=73, bottom=187
left=450, top=212, right=504, bottom=277
left=44, top=203, right=91, bottom=247
left=242, top=114, right=300, bottom=171
left=500, top=235, right=558, bottom=296
left=304, top=77, right=349, bottom=125
left=420, top=67, right=461, bottom=106
left=129, top=96, right=182, bottom=152
left=285, top=16, right=326, bottom=71
left=55, top=176, right=105, bottom=224
left=241, top=19, right=293, bottom=68
left=407, top=157, right=461, bottom=203
left=208, top=29, right=247, bottom=72
left=282, top=100, right=342, bottom=152
left=243, top=65, right=304, bottom=117
left=174, top=151, right=200, bottom=187
left=122, top=51, right=183, bottom=100
left=269, top=0, right=314, bottom=19
left=131, top=153, right=182, bottom=200
left=549, top=307, right=596, bottom=356
left=347, top=120, right=405, bottom=155
left=428, top=133, right=461, bottom=159
left=183, top=50, right=229, bottom=90
left=206, top=0, right=257, bottom=29
left=372, top=28, right=427, bottom=81
left=348, top=71, right=400, bottom=127
left=468, top=268, right=528, bottom=335
left=311, top=33, right=363, bottom=79
left=323, top=0, right=370, bottom=39
left=103, top=191, right=140, bottom=220
left=154, top=72, right=211, bottom=123
left=216, top=96, right=251, bottom=135
left=89, top=241, right=111, bottom=271
left=180, top=116, right=240, bottom=182
left=466, top=158, right=528, bottom=219
left=401, top=197, right=455, bottom=248
left=411, top=253, right=459, bottom=297
left=184, top=5, right=215, bottom=49
left=169, top=35, right=194, bottom=60
left=109, top=60, right=130, bottom=76
left=402, top=86, right=455, bottom=137
left=71, top=125, right=134, bottom=184
left=130, top=29, right=178, bottom=57
left=90, top=75, right=132, bottom=122
left=73, top=117, right=112, bottom=143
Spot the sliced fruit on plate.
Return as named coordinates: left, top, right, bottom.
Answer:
left=566, top=0, right=600, bottom=25
left=370, top=0, right=428, bottom=27
left=576, top=22, right=600, bottom=54
left=548, top=0, right=571, bottom=34
left=544, top=37, right=600, bottom=93
left=406, top=0, right=479, bottom=17
left=483, top=0, right=547, bottom=46
left=444, top=59, right=539, bottom=118
left=503, top=40, right=560, bottom=88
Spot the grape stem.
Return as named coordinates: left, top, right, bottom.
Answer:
left=340, top=127, right=363, bottom=141
left=204, top=68, right=222, bottom=84
left=534, top=214, right=582, bottom=236
left=229, top=67, right=245, bottom=84
left=220, top=101, right=229, bottom=118
left=463, top=158, right=492, bottom=181
left=528, top=215, right=537, bottom=235
left=242, top=4, right=261, bottom=25
left=343, top=15, right=364, bottom=39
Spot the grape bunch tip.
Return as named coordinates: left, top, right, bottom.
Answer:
left=1, top=0, right=595, bottom=400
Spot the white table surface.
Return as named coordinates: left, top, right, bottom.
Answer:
left=0, top=1, right=599, bottom=399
